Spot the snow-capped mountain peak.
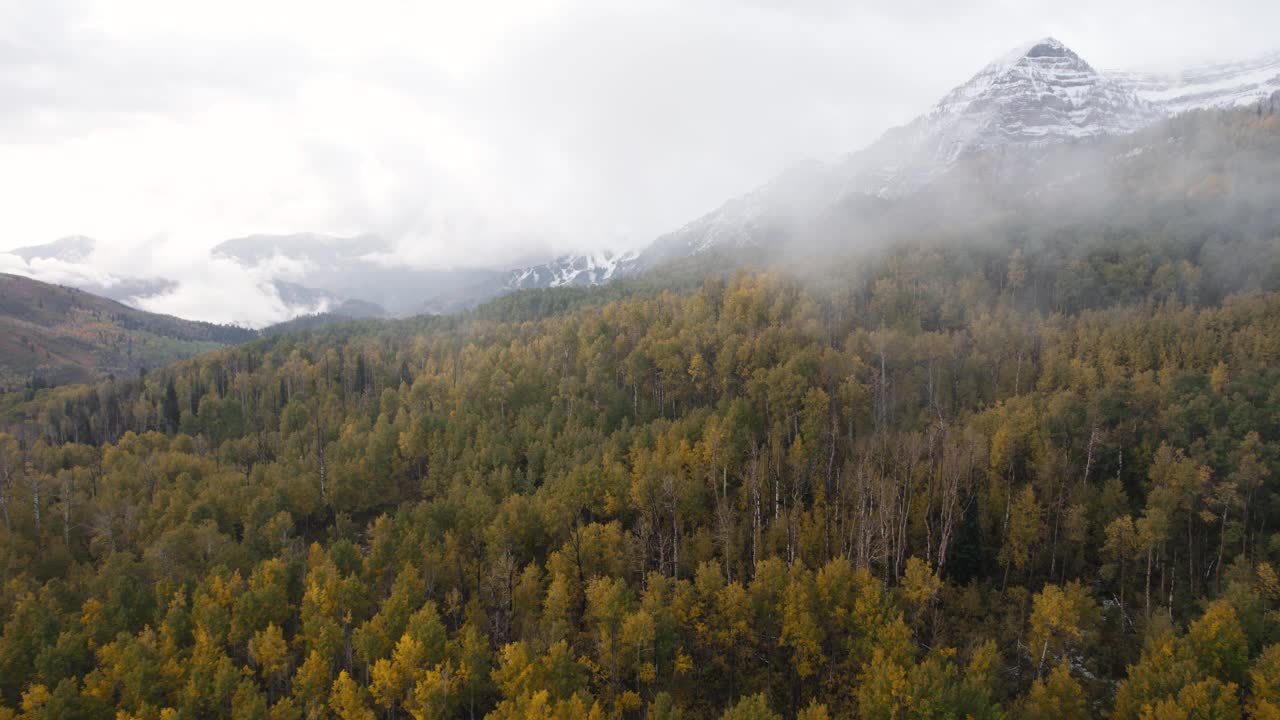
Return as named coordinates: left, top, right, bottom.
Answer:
left=979, top=36, right=1084, bottom=81
left=796, top=37, right=1161, bottom=200
left=918, top=37, right=1153, bottom=163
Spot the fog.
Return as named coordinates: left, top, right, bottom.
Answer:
left=1, top=0, right=1279, bottom=324
left=748, top=103, right=1280, bottom=316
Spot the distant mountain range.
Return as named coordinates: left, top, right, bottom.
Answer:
left=3, top=38, right=1277, bottom=323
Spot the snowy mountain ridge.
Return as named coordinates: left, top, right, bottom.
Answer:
left=921, top=38, right=1155, bottom=155
left=505, top=249, right=639, bottom=291
left=1110, top=50, right=1280, bottom=116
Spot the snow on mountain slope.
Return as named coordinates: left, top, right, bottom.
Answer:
left=604, top=38, right=1278, bottom=276
left=1109, top=50, right=1280, bottom=116
left=410, top=248, right=643, bottom=314
left=506, top=249, right=639, bottom=291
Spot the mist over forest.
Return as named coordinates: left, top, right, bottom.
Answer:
left=3, top=9, right=1280, bottom=720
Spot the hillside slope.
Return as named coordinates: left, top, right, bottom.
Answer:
left=0, top=273, right=257, bottom=389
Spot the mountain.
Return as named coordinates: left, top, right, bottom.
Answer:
left=210, top=232, right=386, bottom=266
left=6, top=235, right=97, bottom=263
left=583, top=39, right=1280, bottom=278
left=854, top=37, right=1155, bottom=195
left=0, top=273, right=257, bottom=389
left=0, top=236, right=180, bottom=304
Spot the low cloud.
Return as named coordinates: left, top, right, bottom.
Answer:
left=128, top=255, right=328, bottom=327
left=0, top=240, right=332, bottom=327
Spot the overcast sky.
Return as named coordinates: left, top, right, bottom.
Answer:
left=2, top=0, right=1278, bottom=274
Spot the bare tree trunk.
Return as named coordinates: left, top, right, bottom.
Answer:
left=31, top=473, right=41, bottom=537
left=1216, top=507, right=1229, bottom=593
left=1118, top=555, right=1127, bottom=626
left=61, top=472, right=73, bottom=549
left=1187, top=517, right=1195, bottom=600
left=1145, top=546, right=1154, bottom=619
left=0, top=471, right=10, bottom=532
left=316, top=411, right=328, bottom=505
left=671, top=494, right=680, bottom=580
left=749, top=446, right=762, bottom=574
left=936, top=432, right=977, bottom=579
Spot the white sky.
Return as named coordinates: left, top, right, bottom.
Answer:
left=2, top=0, right=1278, bottom=273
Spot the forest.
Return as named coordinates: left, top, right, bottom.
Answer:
left=0, top=109, right=1280, bottom=719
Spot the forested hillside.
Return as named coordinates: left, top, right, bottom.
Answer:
left=1, top=109, right=1280, bottom=719
left=0, top=274, right=257, bottom=390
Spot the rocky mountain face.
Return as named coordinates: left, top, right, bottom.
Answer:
left=870, top=38, right=1156, bottom=186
